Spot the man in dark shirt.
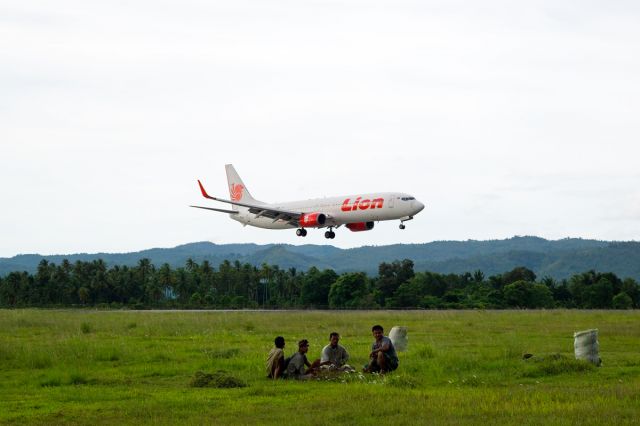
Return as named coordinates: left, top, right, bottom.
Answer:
left=285, top=339, right=329, bottom=379
left=364, top=324, right=399, bottom=374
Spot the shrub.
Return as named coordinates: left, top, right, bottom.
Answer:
left=612, top=292, right=633, bottom=309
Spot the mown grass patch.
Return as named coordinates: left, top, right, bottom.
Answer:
left=189, top=370, right=247, bottom=388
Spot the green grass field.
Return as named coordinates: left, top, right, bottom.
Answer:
left=1, top=310, right=638, bottom=425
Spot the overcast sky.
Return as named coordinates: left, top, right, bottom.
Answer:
left=1, top=0, right=639, bottom=257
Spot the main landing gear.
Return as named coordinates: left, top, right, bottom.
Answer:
left=296, top=227, right=336, bottom=238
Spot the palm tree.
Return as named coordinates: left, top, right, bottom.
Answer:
left=157, top=263, right=175, bottom=303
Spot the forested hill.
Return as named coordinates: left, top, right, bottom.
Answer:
left=2, top=236, right=640, bottom=280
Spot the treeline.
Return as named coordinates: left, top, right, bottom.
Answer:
left=0, top=258, right=638, bottom=309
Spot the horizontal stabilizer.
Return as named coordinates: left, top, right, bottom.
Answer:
left=193, top=178, right=301, bottom=226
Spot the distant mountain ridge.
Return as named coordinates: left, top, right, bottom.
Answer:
left=2, top=236, right=640, bottom=281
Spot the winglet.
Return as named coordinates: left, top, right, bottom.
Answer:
left=197, top=180, right=212, bottom=199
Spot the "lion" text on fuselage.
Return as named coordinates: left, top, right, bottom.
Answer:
left=341, top=197, right=384, bottom=212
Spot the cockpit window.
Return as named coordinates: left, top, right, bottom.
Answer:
left=401, top=197, right=415, bottom=201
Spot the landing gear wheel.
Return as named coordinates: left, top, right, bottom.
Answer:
left=296, top=228, right=307, bottom=237
left=324, top=230, right=336, bottom=239
left=399, top=224, right=406, bottom=230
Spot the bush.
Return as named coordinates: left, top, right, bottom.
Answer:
left=612, top=292, right=633, bottom=309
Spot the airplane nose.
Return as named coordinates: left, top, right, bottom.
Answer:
left=414, top=201, right=425, bottom=213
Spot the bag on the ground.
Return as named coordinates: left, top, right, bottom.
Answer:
left=389, top=326, right=408, bottom=352
left=574, top=329, right=601, bottom=366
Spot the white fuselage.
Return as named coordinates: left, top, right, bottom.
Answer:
left=230, top=192, right=424, bottom=229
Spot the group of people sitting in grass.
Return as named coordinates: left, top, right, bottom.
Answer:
left=266, top=324, right=399, bottom=380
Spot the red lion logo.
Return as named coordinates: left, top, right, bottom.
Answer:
left=230, top=184, right=244, bottom=201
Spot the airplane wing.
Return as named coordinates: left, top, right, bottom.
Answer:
left=189, top=205, right=239, bottom=214
left=196, top=180, right=303, bottom=225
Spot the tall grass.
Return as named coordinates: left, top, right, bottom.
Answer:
left=0, top=310, right=638, bottom=424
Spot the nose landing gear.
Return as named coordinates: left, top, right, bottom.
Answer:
left=399, top=216, right=413, bottom=230
left=296, top=228, right=307, bottom=237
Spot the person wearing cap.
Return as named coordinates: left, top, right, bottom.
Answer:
left=364, top=324, right=399, bottom=374
left=320, top=332, right=354, bottom=372
left=266, top=336, right=286, bottom=379
left=284, top=339, right=329, bottom=379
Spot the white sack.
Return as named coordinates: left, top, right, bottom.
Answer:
left=389, top=326, right=408, bottom=352
left=574, top=329, right=601, bottom=366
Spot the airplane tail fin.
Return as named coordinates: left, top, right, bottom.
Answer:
left=225, top=164, right=257, bottom=211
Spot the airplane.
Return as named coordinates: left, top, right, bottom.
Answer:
left=190, top=164, right=425, bottom=239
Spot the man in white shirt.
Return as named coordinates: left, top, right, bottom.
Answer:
left=320, top=332, right=354, bottom=372
left=266, top=336, right=286, bottom=379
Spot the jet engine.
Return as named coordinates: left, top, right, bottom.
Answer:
left=346, top=221, right=375, bottom=232
left=299, top=212, right=327, bottom=227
